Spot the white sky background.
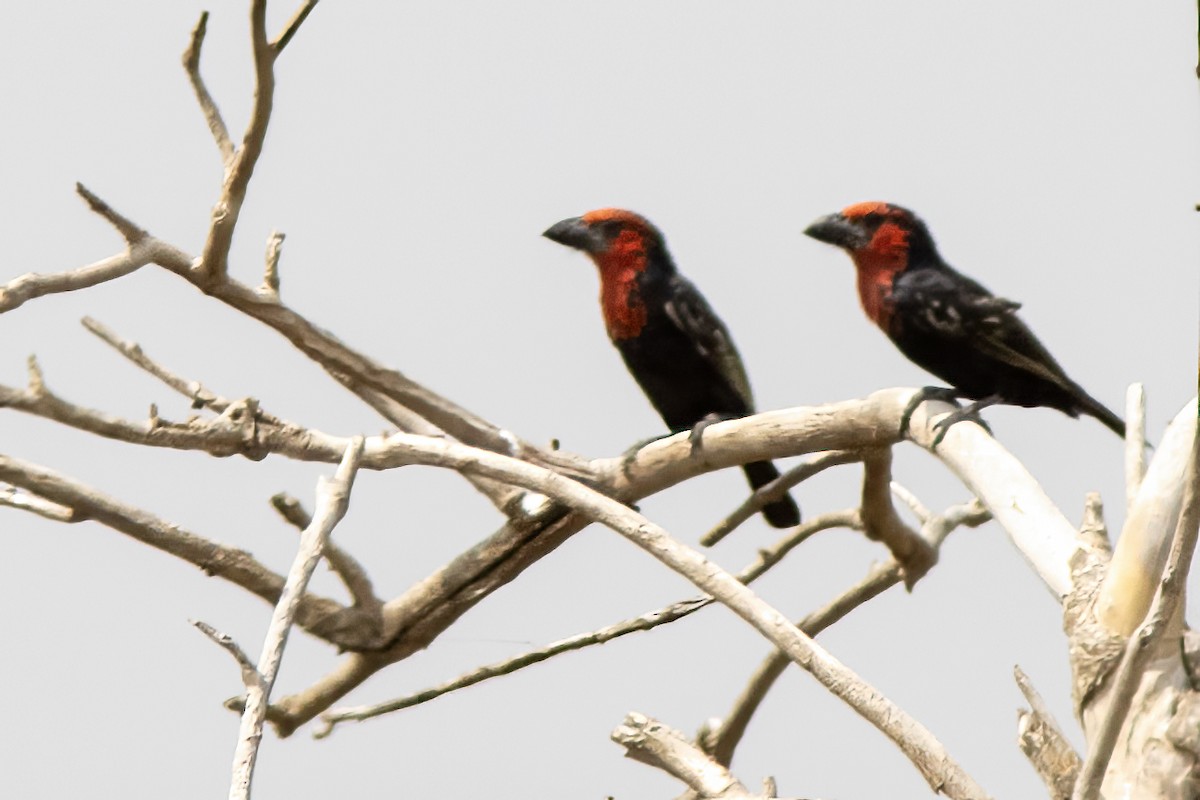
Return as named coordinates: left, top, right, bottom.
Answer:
left=0, top=2, right=1196, bottom=798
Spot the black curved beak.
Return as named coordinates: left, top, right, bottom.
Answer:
left=804, top=213, right=870, bottom=250
left=543, top=216, right=605, bottom=253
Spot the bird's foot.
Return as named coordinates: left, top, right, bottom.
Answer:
left=930, top=397, right=998, bottom=447
left=688, top=412, right=736, bottom=459
left=620, top=433, right=670, bottom=480
left=899, top=386, right=963, bottom=438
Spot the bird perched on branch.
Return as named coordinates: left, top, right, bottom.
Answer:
left=804, top=201, right=1125, bottom=440
left=543, top=208, right=800, bottom=528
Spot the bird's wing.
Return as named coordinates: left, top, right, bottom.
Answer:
left=661, top=274, right=755, bottom=408
left=890, top=267, right=1079, bottom=392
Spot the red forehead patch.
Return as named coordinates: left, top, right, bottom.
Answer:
left=581, top=208, right=650, bottom=228
left=841, top=201, right=892, bottom=219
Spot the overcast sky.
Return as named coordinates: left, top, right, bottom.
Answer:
left=0, top=3, right=1196, bottom=798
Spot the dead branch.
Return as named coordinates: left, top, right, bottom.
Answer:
left=1096, top=398, right=1198, bottom=636
left=315, top=510, right=859, bottom=735
left=903, top=397, right=1082, bottom=597
left=226, top=437, right=362, bottom=800
left=860, top=448, right=933, bottom=586
left=181, top=11, right=235, bottom=164
left=0, top=484, right=76, bottom=522
left=1073, top=417, right=1200, bottom=800
left=271, top=492, right=382, bottom=619
left=1015, top=665, right=1081, bottom=799
left=0, top=451, right=376, bottom=648
left=0, top=249, right=154, bottom=315
left=613, top=712, right=753, bottom=799
left=702, top=450, right=861, bottom=546
left=1125, top=383, right=1148, bottom=509
left=81, top=316, right=243, bottom=414
left=702, top=497, right=989, bottom=770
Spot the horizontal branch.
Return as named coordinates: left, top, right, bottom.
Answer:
left=0, top=451, right=377, bottom=649
left=0, top=248, right=153, bottom=314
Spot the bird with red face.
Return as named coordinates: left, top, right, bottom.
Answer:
left=544, top=208, right=801, bottom=529
left=804, top=201, right=1125, bottom=439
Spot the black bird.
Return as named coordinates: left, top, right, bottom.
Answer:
left=544, top=208, right=801, bottom=528
left=804, top=201, right=1125, bottom=438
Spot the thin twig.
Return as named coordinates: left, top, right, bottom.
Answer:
left=0, top=250, right=152, bottom=315
left=702, top=450, right=860, bottom=546
left=193, top=619, right=258, bottom=685
left=890, top=481, right=932, bottom=523
left=1073, top=420, right=1200, bottom=800
left=0, top=484, right=77, bottom=522
left=316, top=511, right=860, bottom=734
left=270, top=492, right=381, bottom=616
left=228, top=437, right=363, bottom=800
left=75, top=182, right=147, bottom=244
left=181, top=11, right=235, bottom=164
left=1015, top=665, right=1081, bottom=799
left=81, top=316, right=238, bottom=414
left=262, top=230, right=284, bottom=297
left=613, top=713, right=750, bottom=798
left=197, top=0, right=314, bottom=283
left=273, top=0, right=319, bottom=52
left=1125, top=383, right=1147, bottom=510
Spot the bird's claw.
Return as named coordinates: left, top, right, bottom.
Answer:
left=899, top=386, right=963, bottom=438
left=620, top=434, right=669, bottom=479
left=930, top=407, right=993, bottom=447
left=688, top=413, right=731, bottom=459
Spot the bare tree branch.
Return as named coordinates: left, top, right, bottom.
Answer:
left=196, top=0, right=294, bottom=284
left=315, top=510, right=859, bottom=735
left=0, top=249, right=153, bottom=315
left=81, top=316, right=239, bottom=414
left=1015, top=665, right=1080, bottom=800
left=65, top=183, right=541, bottom=459
left=903, top=397, right=1082, bottom=597
left=371, top=442, right=987, bottom=798
left=0, top=451, right=379, bottom=648
left=0, top=484, right=77, bottom=522
left=261, top=230, right=284, bottom=297
left=1097, top=397, right=1198, bottom=636
left=614, top=712, right=752, bottom=799
left=271, top=492, right=381, bottom=619
left=702, top=498, right=989, bottom=770
left=702, top=450, right=860, bottom=547
left=273, top=0, right=319, bottom=53
left=181, top=11, right=235, bottom=165
left=860, top=448, right=933, bottom=586
left=1073, top=417, right=1200, bottom=800
left=193, top=619, right=258, bottom=686
left=228, top=437, right=363, bottom=800
left=233, top=391, right=1004, bottom=736
left=1125, top=383, right=1148, bottom=509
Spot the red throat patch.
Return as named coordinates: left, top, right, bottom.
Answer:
left=592, top=228, right=649, bottom=340
left=850, top=221, right=909, bottom=330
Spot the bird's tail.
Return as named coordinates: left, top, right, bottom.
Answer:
left=742, top=461, right=801, bottom=529
left=1074, top=391, right=1127, bottom=439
